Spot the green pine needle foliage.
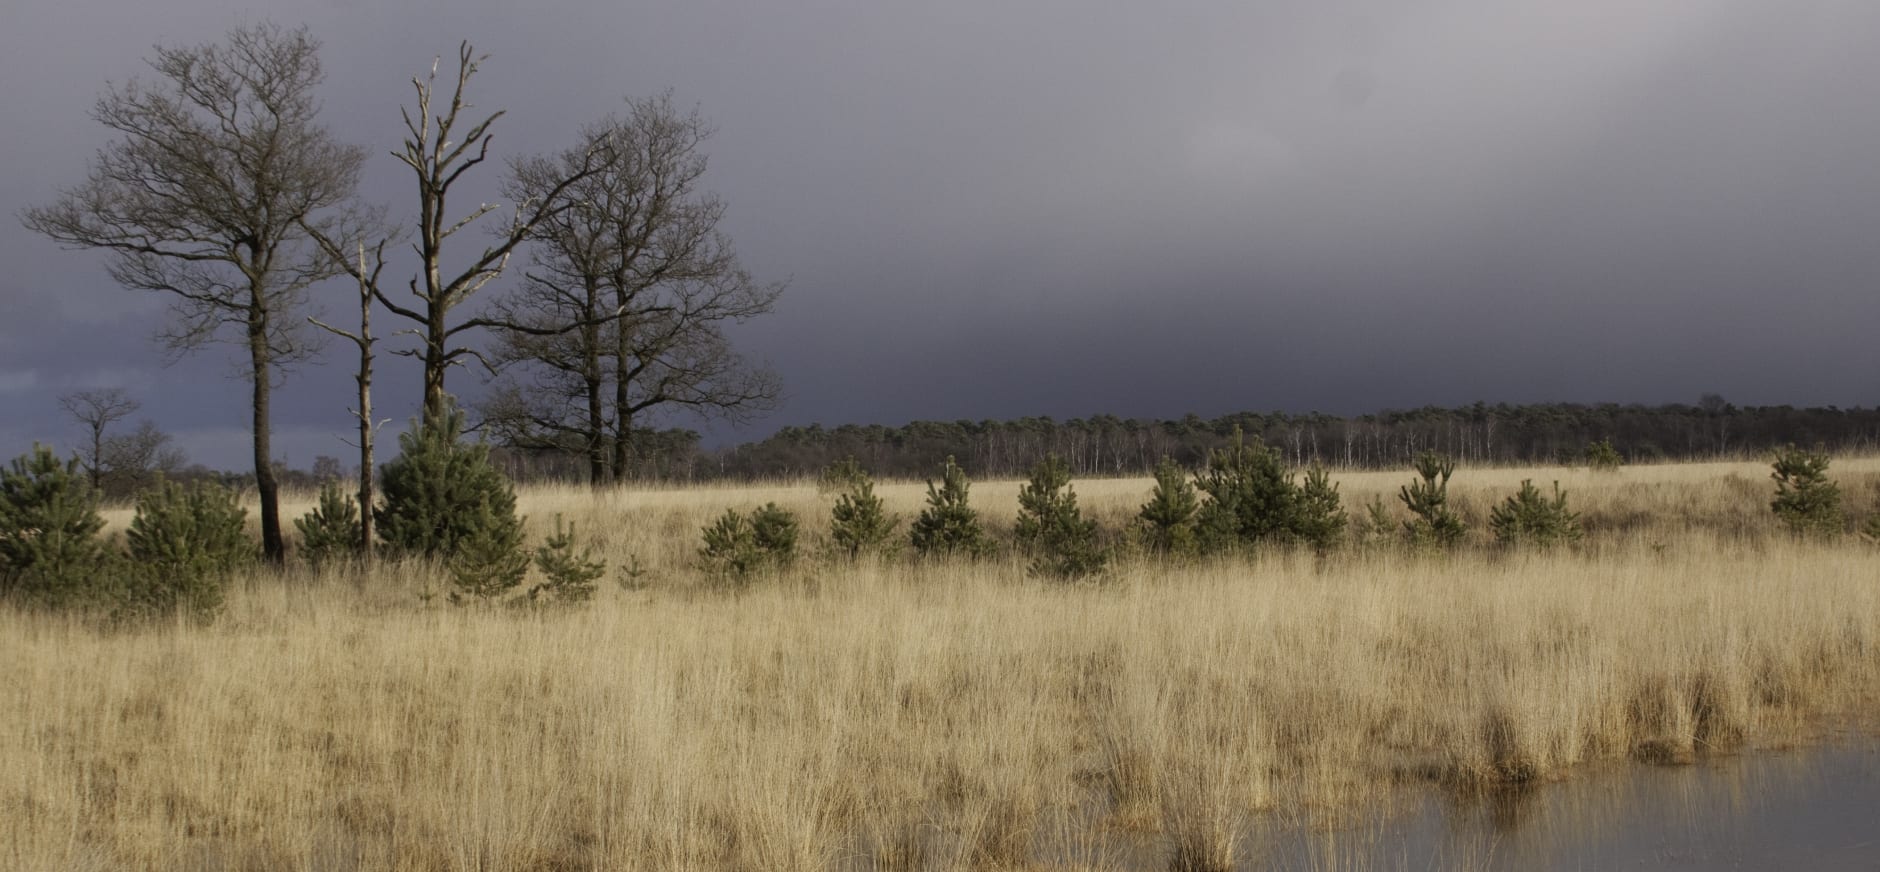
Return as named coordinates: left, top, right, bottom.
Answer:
left=1770, top=445, right=1842, bottom=538
left=1136, top=457, right=1199, bottom=556
left=1193, top=430, right=1300, bottom=554
left=1014, top=454, right=1107, bottom=580
left=700, top=503, right=798, bottom=579
left=0, top=444, right=109, bottom=608
left=750, top=503, right=799, bottom=566
left=295, top=481, right=362, bottom=570
left=122, top=478, right=252, bottom=621
left=1354, top=494, right=1396, bottom=550
left=445, top=496, right=529, bottom=605
left=1400, top=451, right=1465, bottom=548
left=910, top=456, right=994, bottom=559
left=827, top=459, right=896, bottom=558
left=1585, top=439, right=1624, bottom=472
left=1294, top=464, right=1348, bottom=553
left=1488, top=479, right=1583, bottom=548
left=376, top=405, right=524, bottom=561
left=529, top=514, right=605, bottom=605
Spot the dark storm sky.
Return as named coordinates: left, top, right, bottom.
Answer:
left=4, top=1, right=1879, bottom=468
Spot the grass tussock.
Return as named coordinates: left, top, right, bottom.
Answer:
left=6, top=458, right=1880, bottom=870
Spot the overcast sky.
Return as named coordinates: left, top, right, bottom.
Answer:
left=4, top=1, right=1880, bottom=469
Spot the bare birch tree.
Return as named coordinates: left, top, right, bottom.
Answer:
left=22, top=22, right=365, bottom=562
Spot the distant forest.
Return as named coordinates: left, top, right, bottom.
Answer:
left=488, top=398, right=1880, bottom=483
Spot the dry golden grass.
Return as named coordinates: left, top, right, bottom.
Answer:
left=10, top=457, right=1880, bottom=870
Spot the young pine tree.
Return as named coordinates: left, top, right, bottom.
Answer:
left=700, top=503, right=798, bottom=579
left=1584, top=439, right=1623, bottom=472
left=122, top=478, right=253, bottom=621
left=1014, top=454, right=1106, bottom=580
left=376, top=404, right=525, bottom=561
left=910, top=456, right=993, bottom=559
left=0, top=444, right=109, bottom=608
left=1400, top=451, right=1465, bottom=548
left=1353, top=494, right=1397, bottom=550
left=826, top=458, right=896, bottom=558
left=529, top=514, right=605, bottom=605
left=1136, top=456, right=1199, bottom=556
left=295, top=480, right=362, bottom=570
left=444, top=497, right=529, bottom=605
left=1770, top=445, right=1842, bottom=538
left=1293, top=464, right=1347, bottom=553
left=1488, top=479, right=1583, bottom=548
left=1194, top=429, right=1297, bottom=553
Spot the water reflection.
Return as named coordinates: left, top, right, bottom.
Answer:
left=1251, top=736, right=1880, bottom=870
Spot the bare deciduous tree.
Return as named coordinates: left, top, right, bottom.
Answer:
left=481, top=94, right=783, bottom=485
left=22, top=22, right=366, bottom=562
left=59, top=388, right=139, bottom=489
left=373, top=43, right=612, bottom=422
left=99, top=420, right=187, bottom=498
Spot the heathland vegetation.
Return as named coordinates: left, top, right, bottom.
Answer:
left=11, top=18, right=1880, bottom=872
left=3, top=446, right=1880, bottom=869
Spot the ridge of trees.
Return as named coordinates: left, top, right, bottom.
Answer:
left=491, top=399, right=1880, bottom=483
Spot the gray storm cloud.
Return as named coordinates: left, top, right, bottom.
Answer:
left=3, top=0, right=1878, bottom=465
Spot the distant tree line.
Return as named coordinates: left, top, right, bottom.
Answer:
left=487, top=398, right=1880, bottom=484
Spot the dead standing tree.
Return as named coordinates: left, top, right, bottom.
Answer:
left=482, top=94, right=783, bottom=485
left=22, top=23, right=365, bottom=563
left=376, top=43, right=612, bottom=424
left=307, top=241, right=389, bottom=565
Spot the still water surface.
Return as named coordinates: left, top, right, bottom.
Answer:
left=1247, top=736, right=1880, bottom=870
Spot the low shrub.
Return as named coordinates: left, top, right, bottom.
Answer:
left=910, top=456, right=993, bottom=559
left=1769, top=445, right=1841, bottom=538
left=295, top=481, right=362, bottom=570
left=121, top=478, right=252, bottom=621
left=1014, top=454, right=1106, bottom=580
left=0, top=444, right=109, bottom=609
left=1488, top=479, right=1583, bottom=548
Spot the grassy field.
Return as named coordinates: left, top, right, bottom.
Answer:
left=5, top=458, right=1880, bottom=870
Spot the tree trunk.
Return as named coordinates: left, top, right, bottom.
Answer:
left=423, top=329, right=449, bottom=425
left=585, top=333, right=606, bottom=488
left=357, top=264, right=376, bottom=566
left=250, top=315, right=284, bottom=564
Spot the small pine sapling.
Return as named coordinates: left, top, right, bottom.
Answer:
left=910, top=456, right=993, bottom=559
left=376, top=405, right=523, bottom=560
left=700, top=503, right=798, bottom=580
left=1193, top=429, right=1297, bottom=554
left=1353, top=494, right=1396, bottom=549
left=1293, top=464, right=1347, bottom=554
left=529, top=514, right=605, bottom=604
left=827, top=459, right=896, bottom=558
left=750, top=503, right=799, bottom=568
left=122, top=478, right=253, bottom=621
left=296, top=481, right=362, bottom=570
left=1400, top=451, right=1465, bottom=548
left=0, top=444, right=110, bottom=608
left=1136, top=457, right=1199, bottom=556
left=1488, top=480, right=1583, bottom=548
left=1014, top=454, right=1107, bottom=580
left=445, top=496, right=530, bottom=605
left=1770, top=445, right=1842, bottom=538
left=1584, top=439, right=1623, bottom=472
